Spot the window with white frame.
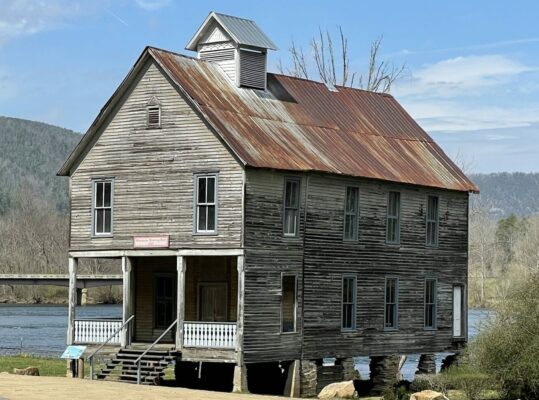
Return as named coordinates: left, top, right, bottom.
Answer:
left=385, top=277, right=398, bottom=329
left=281, top=274, right=297, bottom=333
left=342, top=275, right=357, bottom=330
left=344, top=186, right=359, bottom=241
left=93, top=179, right=113, bottom=235
left=147, top=105, right=161, bottom=128
left=425, top=278, right=437, bottom=329
left=386, top=191, right=401, bottom=244
left=195, top=174, right=217, bottom=233
left=426, top=196, right=439, bottom=246
left=283, top=178, right=300, bottom=237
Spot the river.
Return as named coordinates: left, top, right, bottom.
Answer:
left=0, top=305, right=492, bottom=379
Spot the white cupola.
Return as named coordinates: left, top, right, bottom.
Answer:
left=186, top=12, right=277, bottom=90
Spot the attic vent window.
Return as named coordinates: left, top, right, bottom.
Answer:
left=147, top=105, right=161, bottom=128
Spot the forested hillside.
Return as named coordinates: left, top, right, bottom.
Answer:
left=0, top=116, right=80, bottom=214
left=470, top=172, right=539, bottom=218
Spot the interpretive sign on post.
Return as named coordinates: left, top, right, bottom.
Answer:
left=61, top=345, right=87, bottom=360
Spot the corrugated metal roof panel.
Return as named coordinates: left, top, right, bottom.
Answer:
left=151, top=47, right=478, bottom=192
left=186, top=12, right=277, bottom=51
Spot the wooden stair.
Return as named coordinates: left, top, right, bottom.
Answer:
left=96, top=348, right=177, bottom=385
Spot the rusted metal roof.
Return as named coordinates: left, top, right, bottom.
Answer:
left=150, top=48, right=478, bottom=192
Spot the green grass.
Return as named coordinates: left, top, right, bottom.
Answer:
left=0, top=354, right=67, bottom=376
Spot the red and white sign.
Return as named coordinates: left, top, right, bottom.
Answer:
left=133, top=235, right=170, bottom=249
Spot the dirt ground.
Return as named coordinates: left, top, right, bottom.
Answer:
left=0, top=373, right=283, bottom=400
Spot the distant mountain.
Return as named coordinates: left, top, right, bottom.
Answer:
left=0, top=116, right=80, bottom=213
left=470, top=172, right=539, bottom=218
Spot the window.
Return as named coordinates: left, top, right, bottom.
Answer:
left=281, top=275, right=297, bottom=333
left=147, top=105, right=161, bottom=128
left=425, top=279, right=437, bottom=329
left=386, top=192, right=401, bottom=244
left=195, top=174, right=217, bottom=233
left=384, top=277, right=398, bottom=329
left=453, top=285, right=464, bottom=337
left=342, top=275, right=357, bottom=330
left=93, top=179, right=113, bottom=236
left=283, top=178, right=300, bottom=237
left=344, top=187, right=359, bottom=241
left=426, top=196, right=439, bottom=246
left=154, top=274, right=176, bottom=329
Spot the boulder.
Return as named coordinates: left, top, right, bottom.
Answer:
left=13, top=367, right=39, bottom=376
left=409, top=390, right=447, bottom=400
left=317, top=380, right=356, bottom=399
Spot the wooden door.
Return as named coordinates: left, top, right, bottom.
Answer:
left=199, top=283, right=228, bottom=322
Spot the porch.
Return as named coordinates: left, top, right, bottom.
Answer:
left=66, top=250, right=244, bottom=357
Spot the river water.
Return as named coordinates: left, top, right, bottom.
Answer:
left=0, top=305, right=492, bottom=379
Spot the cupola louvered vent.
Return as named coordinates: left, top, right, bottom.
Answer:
left=186, top=12, right=277, bottom=90
left=239, top=49, right=266, bottom=89
left=147, top=105, right=161, bottom=128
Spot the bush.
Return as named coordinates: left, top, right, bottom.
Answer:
left=444, top=366, right=492, bottom=400
left=410, top=373, right=449, bottom=396
left=471, top=274, right=539, bottom=399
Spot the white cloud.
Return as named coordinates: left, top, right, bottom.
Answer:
left=403, top=100, right=539, bottom=132
left=394, top=54, right=532, bottom=98
left=0, top=1, right=88, bottom=44
left=134, top=0, right=171, bottom=11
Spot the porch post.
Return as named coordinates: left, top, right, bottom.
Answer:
left=67, top=257, right=78, bottom=345
left=236, top=255, right=245, bottom=363
left=176, top=256, right=186, bottom=349
left=121, top=256, right=133, bottom=347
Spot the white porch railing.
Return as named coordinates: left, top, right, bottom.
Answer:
left=183, top=322, right=237, bottom=349
left=74, top=319, right=122, bottom=344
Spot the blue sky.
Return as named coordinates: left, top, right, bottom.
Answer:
left=0, top=0, right=538, bottom=173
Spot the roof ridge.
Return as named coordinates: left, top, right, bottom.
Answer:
left=268, top=72, right=394, bottom=98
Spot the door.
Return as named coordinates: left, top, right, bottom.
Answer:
left=154, top=274, right=176, bottom=329
left=453, top=285, right=463, bottom=337
left=199, top=283, right=228, bottom=322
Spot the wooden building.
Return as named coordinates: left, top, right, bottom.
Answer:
left=58, top=12, right=478, bottom=396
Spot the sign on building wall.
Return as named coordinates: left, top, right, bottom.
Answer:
left=133, top=235, right=170, bottom=248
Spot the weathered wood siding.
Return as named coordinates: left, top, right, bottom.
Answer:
left=301, top=173, right=468, bottom=360
left=243, top=169, right=468, bottom=362
left=69, top=60, right=244, bottom=250
left=243, top=169, right=305, bottom=363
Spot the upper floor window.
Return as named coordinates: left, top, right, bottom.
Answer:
left=386, top=191, right=401, bottom=244
left=147, top=105, right=161, bottom=128
left=425, top=278, right=437, bottom=329
left=195, top=174, right=217, bottom=234
left=384, top=277, right=398, bottom=330
left=283, top=178, right=300, bottom=237
left=426, top=196, right=439, bottom=246
left=93, top=179, right=113, bottom=236
left=281, top=274, right=298, bottom=333
left=342, top=275, right=357, bottom=331
left=344, top=187, right=359, bottom=241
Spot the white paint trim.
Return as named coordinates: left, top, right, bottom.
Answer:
left=69, top=248, right=244, bottom=258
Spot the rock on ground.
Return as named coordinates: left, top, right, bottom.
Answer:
left=13, top=367, right=39, bottom=376
left=317, top=380, right=356, bottom=399
left=409, top=390, right=447, bottom=400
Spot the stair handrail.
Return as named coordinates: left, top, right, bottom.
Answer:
left=87, top=314, right=135, bottom=380
left=135, top=318, right=177, bottom=384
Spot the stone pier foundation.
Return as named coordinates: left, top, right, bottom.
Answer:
left=299, top=360, right=318, bottom=398
left=416, top=354, right=436, bottom=375
left=341, top=358, right=358, bottom=380
left=232, top=364, right=248, bottom=393
left=369, top=355, right=401, bottom=395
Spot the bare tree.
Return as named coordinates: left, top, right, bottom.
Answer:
left=278, top=28, right=405, bottom=93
